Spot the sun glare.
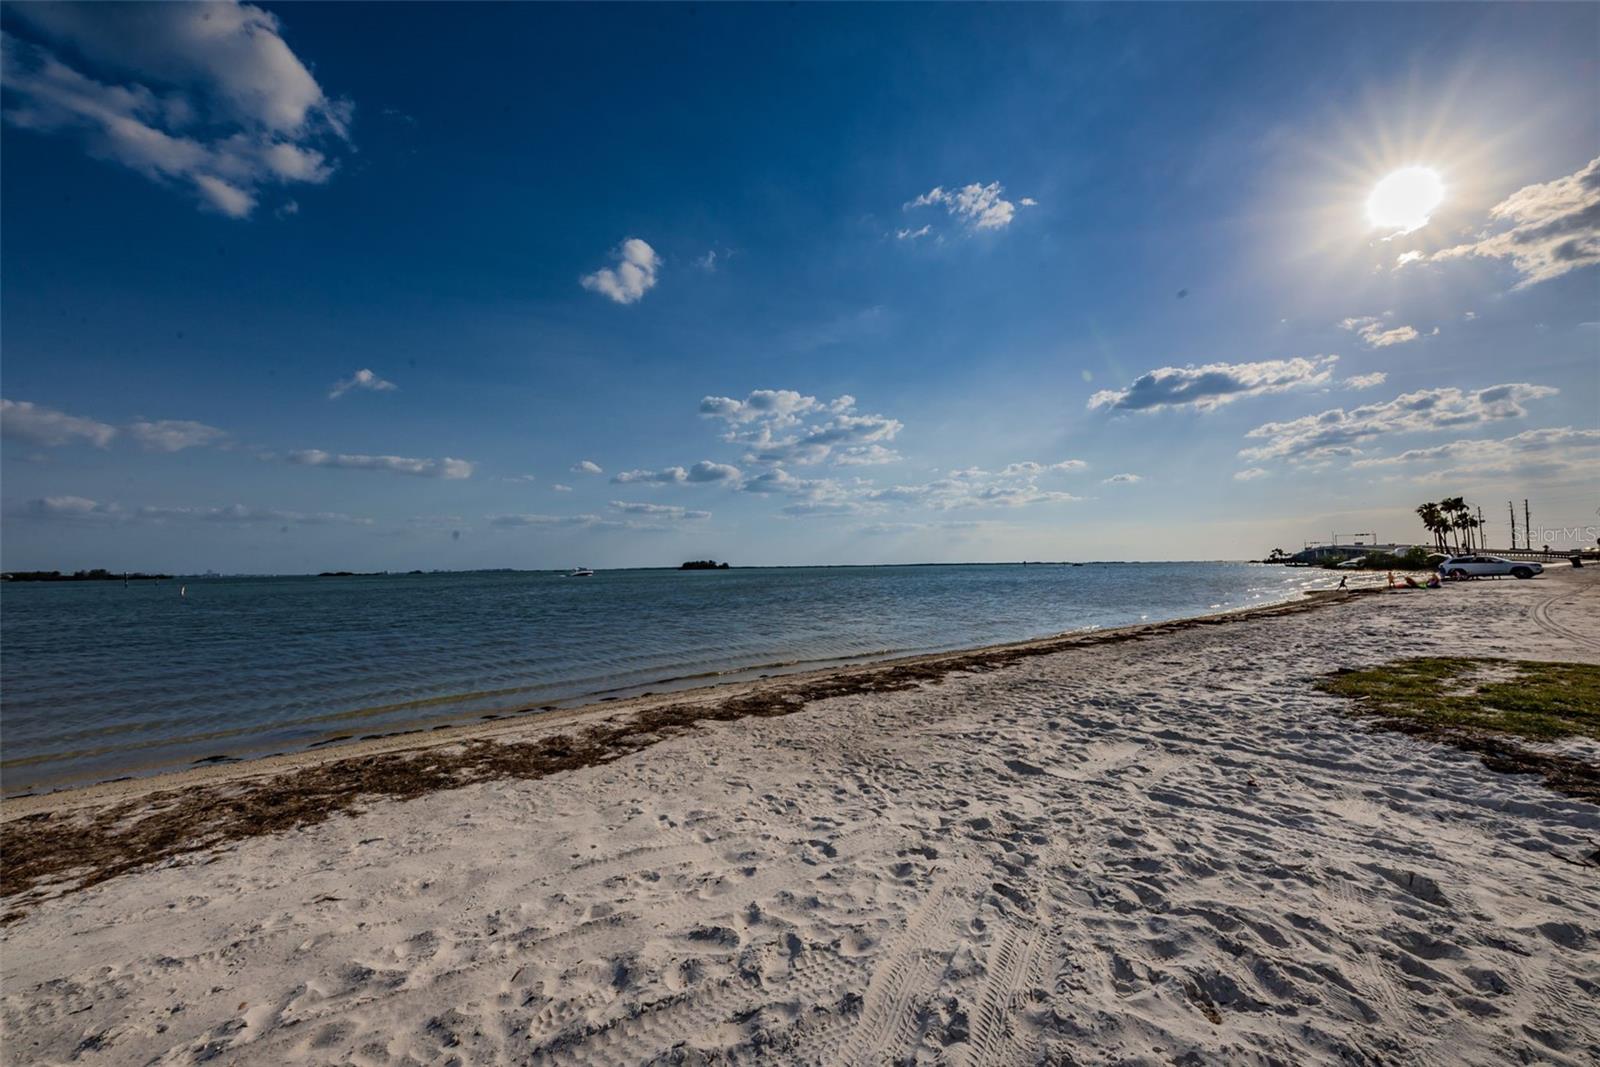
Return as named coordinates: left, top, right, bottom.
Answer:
left=1366, top=166, right=1444, bottom=235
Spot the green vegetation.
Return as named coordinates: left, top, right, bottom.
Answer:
left=1319, top=546, right=1435, bottom=571
left=1415, top=496, right=1483, bottom=554
left=1318, top=657, right=1600, bottom=801
left=2, top=569, right=173, bottom=582
left=1319, top=658, right=1600, bottom=741
left=680, top=560, right=730, bottom=570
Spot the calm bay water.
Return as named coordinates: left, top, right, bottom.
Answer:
left=1, top=563, right=1340, bottom=793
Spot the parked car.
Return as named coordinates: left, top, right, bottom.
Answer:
left=1437, top=555, right=1543, bottom=579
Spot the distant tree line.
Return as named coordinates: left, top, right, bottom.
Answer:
left=1, top=569, right=173, bottom=582
left=679, top=560, right=731, bottom=570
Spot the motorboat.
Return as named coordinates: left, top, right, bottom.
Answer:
left=566, top=567, right=595, bottom=578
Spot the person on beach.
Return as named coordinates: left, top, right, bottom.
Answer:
left=1337, top=576, right=1348, bottom=589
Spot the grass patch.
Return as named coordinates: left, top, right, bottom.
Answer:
left=1317, top=657, right=1600, bottom=741
left=1317, top=657, right=1600, bottom=801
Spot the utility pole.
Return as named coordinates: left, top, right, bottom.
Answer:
left=1525, top=499, right=1532, bottom=554
left=1476, top=505, right=1484, bottom=553
left=1509, top=501, right=1518, bottom=551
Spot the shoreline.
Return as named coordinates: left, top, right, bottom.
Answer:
left=3, top=570, right=1595, bottom=1064
left=1, top=586, right=1376, bottom=819
left=3, top=563, right=1374, bottom=799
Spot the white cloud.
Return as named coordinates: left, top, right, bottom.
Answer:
left=127, top=418, right=227, bottom=452
left=137, top=503, right=369, bottom=526
left=328, top=368, right=397, bottom=400
left=687, top=460, right=742, bottom=483
left=1240, top=382, right=1559, bottom=463
left=1, top=3, right=349, bottom=218
left=1424, top=156, right=1600, bottom=288
left=864, top=463, right=1083, bottom=512
left=1340, top=316, right=1419, bottom=349
left=998, top=460, right=1087, bottom=477
left=286, top=450, right=474, bottom=479
left=609, top=461, right=739, bottom=486
left=1343, top=372, right=1389, bottom=390
left=609, top=501, right=710, bottom=520
left=551, top=483, right=573, bottom=492
left=17, top=497, right=367, bottom=526
left=571, top=459, right=603, bottom=475
left=612, top=466, right=688, bottom=485
left=0, top=398, right=117, bottom=447
left=487, top=512, right=668, bottom=532
left=1088, top=356, right=1338, bottom=413
left=1232, top=468, right=1269, bottom=481
left=906, top=181, right=1031, bottom=231
left=1348, top=426, right=1600, bottom=478
left=895, top=225, right=931, bottom=241
left=581, top=237, right=660, bottom=304
left=699, top=390, right=902, bottom=467
left=20, top=495, right=123, bottom=521
left=1102, top=473, right=1142, bottom=485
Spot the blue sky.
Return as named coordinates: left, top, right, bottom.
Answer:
left=2, top=2, right=1597, bottom=572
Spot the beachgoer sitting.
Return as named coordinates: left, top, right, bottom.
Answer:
left=1403, top=576, right=1420, bottom=588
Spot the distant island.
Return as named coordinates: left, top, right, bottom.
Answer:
left=680, top=560, right=731, bottom=570
left=2, top=569, right=173, bottom=582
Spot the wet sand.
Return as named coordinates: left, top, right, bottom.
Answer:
left=2, top=569, right=1596, bottom=1065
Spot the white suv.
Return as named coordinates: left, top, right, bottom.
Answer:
left=1437, top=555, right=1543, bottom=579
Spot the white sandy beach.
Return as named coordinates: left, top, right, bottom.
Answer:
left=3, top=569, right=1597, bottom=1065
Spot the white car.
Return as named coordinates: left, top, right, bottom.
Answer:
left=1437, top=555, right=1543, bottom=579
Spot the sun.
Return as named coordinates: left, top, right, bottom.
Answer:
left=1366, top=166, right=1444, bottom=235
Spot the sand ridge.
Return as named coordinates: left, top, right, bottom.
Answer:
left=2, top=570, right=1597, bottom=1065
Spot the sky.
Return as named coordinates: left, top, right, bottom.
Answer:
left=2, top=2, right=1597, bottom=573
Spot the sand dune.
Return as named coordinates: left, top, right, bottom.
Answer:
left=3, top=570, right=1597, bottom=1065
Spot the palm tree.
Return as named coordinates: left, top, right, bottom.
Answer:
left=1416, top=502, right=1447, bottom=553
left=1439, top=496, right=1469, bottom=553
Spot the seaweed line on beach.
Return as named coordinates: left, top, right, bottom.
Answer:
left=1, top=590, right=1372, bottom=920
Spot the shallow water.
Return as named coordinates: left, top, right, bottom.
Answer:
left=0, top=562, right=1343, bottom=792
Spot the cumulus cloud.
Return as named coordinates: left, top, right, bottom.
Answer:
left=581, top=237, right=660, bottom=304
left=612, top=466, right=688, bottom=485
left=609, top=501, right=710, bottom=520
left=0, top=398, right=117, bottom=447
left=127, top=418, right=227, bottom=452
left=864, top=463, right=1083, bottom=512
left=571, top=459, right=603, bottom=475
left=1, top=2, right=350, bottom=218
left=1239, top=382, right=1559, bottom=463
left=1343, top=372, right=1389, bottom=390
left=20, top=495, right=123, bottom=521
left=328, top=368, right=397, bottom=400
left=998, top=460, right=1087, bottom=477
left=609, top=461, right=739, bottom=486
left=906, top=181, right=1031, bottom=231
left=1340, top=316, right=1419, bottom=349
left=1421, top=156, right=1600, bottom=288
left=1088, top=356, right=1338, bottom=413
left=1232, top=468, right=1269, bottom=481
left=1102, top=473, right=1142, bottom=485
left=286, top=450, right=474, bottom=479
left=699, top=390, right=902, bottom=467
left=1348, top=426, right=1600, bottom=478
